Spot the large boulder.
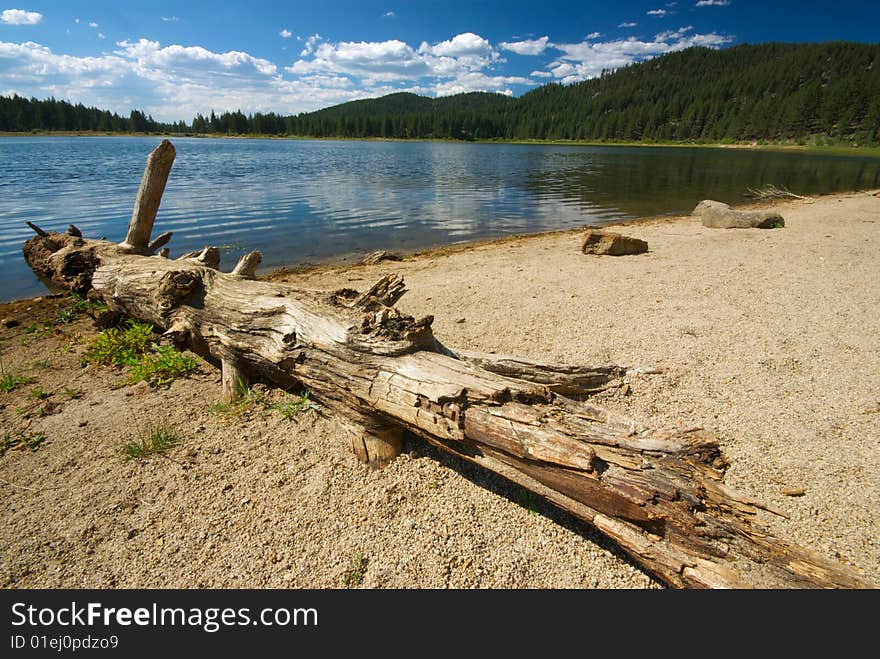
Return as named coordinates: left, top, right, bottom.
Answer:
left=581, top=230, right=648, bottom=256
left=693, top=200, right=784, bottom=229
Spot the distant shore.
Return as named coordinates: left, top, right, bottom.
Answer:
left=3, top=130, right=879, bottom=157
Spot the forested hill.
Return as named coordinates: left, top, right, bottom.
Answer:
left=2, top=41, right=878, bottom=145
left=289, top=42, right=880, bottom=144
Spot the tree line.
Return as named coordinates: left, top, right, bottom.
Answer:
left=2, top=42, right=878, bottom=145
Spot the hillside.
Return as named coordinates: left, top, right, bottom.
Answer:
left=2, top=42, right=878, bottom=145
left=287, top=42, right=879, bottom=144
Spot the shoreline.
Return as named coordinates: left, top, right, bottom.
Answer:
left=1, top=189, right=878, bottom=588
left=3, top=130, right=879, bottom=158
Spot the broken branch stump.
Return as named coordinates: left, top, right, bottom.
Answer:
left=119, top=139, right=176, bottom=253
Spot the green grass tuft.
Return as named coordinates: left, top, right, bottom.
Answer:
left=127, top=345, right=199, bottom=386
left=342, top=554, right=368, bottom=587
left=270, top=391, right=322, bottom=420
left=1, top=431, right=46, bottom=456
left=0, top=372, right=35, bottom=394
left=123, top=424, right=180, bottom=460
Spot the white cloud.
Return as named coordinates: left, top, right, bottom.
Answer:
left=280, top=29, right=292, bottom=38
left=434, top=71, right=529, bottom=97
left=97, top=33, right=105, bottom=40
left=419, top=32, right=494, bottom=58
left=88, top=21, right=98, bottom=28
left=290, top=32, right=505, bottom=87
left=530, top=70, right=553, bottom=78
left=116, top=39, right=277, bottom=76
left=161, top=16, right=181, bottom=22
left=540, top=28, right=733, bottom=84
left=618, top=22, right=638, bottom=28
left=290, top=39, right=430, bottom=81
left=382, top=11, right=395, bottom=18
left=1, top=9, right=42, bottom=25
left=299, top=33, right=321, bottom=56
left=499, top=36, right=550, bottom=56
left=696, top=1, right=730, bottom=6
left=655, top=26, right=693, bottom=41
left=585, top=32, right=602, bottom=39
left=647, top=9, right=667, bottom=16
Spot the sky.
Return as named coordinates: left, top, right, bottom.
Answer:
left=0, top=1, right=877, bottom=122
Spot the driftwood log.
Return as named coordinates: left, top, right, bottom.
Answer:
left=21, top=140, right=869, bottom=589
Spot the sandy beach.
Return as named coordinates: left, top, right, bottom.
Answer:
left=1, top=190, right=878, bottom=588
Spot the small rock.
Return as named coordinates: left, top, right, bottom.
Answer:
left=361, top=250, right=402, bottom=265
left=619, top=383, right=632, bottom=397
left=581, top=231, right=648, bottom=256
left=78, top=420, right=88, bottom=427
left=1, top=317, right=19, bottom=328
left=693, top=200, right=784, bottom=229
left=132, top=381, right=150, bottom=396
left=456, top=318, right=466, bottom=324
left=782, top=487, right=806, bottom=497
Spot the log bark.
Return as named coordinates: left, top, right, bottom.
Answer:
left=18, top=141, right=870, bottom=589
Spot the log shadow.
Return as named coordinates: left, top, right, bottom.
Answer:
left=402, top=430, right=663, bottom=588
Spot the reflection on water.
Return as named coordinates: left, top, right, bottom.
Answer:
left=1, top=136, right=878, bottom=301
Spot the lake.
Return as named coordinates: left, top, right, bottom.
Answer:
left=2, top=136, right=879, bottom=302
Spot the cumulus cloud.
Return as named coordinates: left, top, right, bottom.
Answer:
left=161, top=16, right=181, bottom=22
left=1, top=8, right=42, bottom=25
left=289, top=32, right=511, bottom=94
left=299, top=34, right=321, bottom=56
left=647, top=9, right=667, bottom=16
left=618, top=22, right=638, bottom=27
left=539, top=28, right=733, bottom=84
left=382, top=11, right=395, bottom=18
left=585, top=32, right=602, bottom=39
left=115, top=39, right=277, bottom=76
left=279, top=29, right=292, bottom=38
left=419, top=32, right=494, bottom=58
left=696, top=1, right=730, bottom=5
left=97, top=33, right=105, bottom=40
left=88, top=21, right=98, bottom=28
left=499, top=36, right=550, bottom=56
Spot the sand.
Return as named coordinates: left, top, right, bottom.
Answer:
left=1, top=190, right=878, bottom=588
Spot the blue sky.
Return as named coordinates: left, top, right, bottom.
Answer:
left=1, top=1, right=877, bottom=122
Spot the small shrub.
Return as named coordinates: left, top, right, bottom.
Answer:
left=85, top=321, right=197, bottom=386
left=123, top=424, right=179, bottom=460
left=85, top=320, right=154, bottom=367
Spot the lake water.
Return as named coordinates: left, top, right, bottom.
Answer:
left=2, top=136, right=879, bottom=302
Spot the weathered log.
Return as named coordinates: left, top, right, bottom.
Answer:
left=18, top=141, right=869, bottom=589
left=119, top=139, right=176, bottom=253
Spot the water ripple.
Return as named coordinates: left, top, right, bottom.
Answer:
left=2, top=136, right=879, bottom=301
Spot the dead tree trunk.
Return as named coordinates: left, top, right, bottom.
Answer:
left=19, top=141, right=870, bottom=589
